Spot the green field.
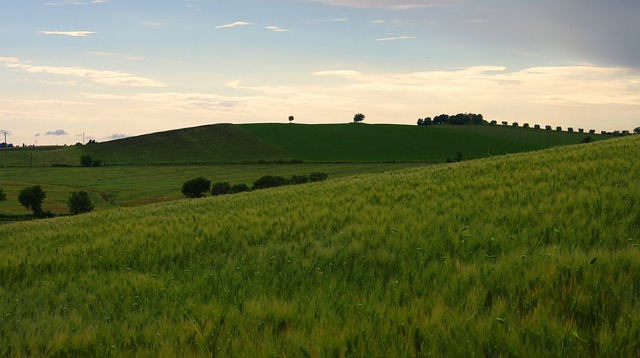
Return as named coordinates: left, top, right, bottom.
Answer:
left=0, top=123, right=604, bottom=167
left=0, top=163, right=423, bottom=216
left=0, top=136, right=638, bottom=355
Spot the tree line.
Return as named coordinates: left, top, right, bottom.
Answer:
left=182, top=172, right=329, bottom=198
left=417, top=113, right=485, bottom=126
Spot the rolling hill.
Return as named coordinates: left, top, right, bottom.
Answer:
left=0, top=123, right=603, bottom=167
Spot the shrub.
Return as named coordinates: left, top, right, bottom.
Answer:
left=0, top=188, right=6, bottom=201
left=534, top=124, right=541, bottom=130
left=289, top=175, right=309, bottom=185
left=80, top=155, right=102, bottom=167
left=512, top=122, right=519, bottom=127
left=18, top=185, right=46, bottom=216
left=253, top=176, right=288, bottom=190
left=67, top=191, right=94, bottom=215
left=309, top=172, right=329, bottom=182
left=230, top=183, right=251, bottom=194
left=181, top=177, right=211, bottom=198
left=523, top=123, right=530, bottom=129
left=556, top=126, right=562, bottom=132
left=545, top=125, right=552, bottom=131
left=211, top=182, right=232, bottom=196
left=80, top=155, right=94, bottom=167
left=489, top=120, right=497, bottom=125
left=568, top=127, right=574, bottom=133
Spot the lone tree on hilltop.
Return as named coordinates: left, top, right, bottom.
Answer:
left=288, top=115, right=294, bottom=124
left=353, top=113, right=365, bottom=123
left=182, top=177, right=211, bottom=198
left=67, top=191, right=94, bottom=215
left=18, top=185, right=46, bottom=217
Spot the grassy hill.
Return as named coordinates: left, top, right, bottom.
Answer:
left=0, top=123, right=603, bottom=167
left=240, top=123, right=597, bottom=162
left=0, top=136, right=638, bottom=355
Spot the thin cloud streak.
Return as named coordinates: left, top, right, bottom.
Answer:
left=215, top=22, right=251, bottom=29
left=0, top=58, right=165, bottom=87
left=38, top=31, right=96, bottom=37
left=374, top=35, right=416, bottom=41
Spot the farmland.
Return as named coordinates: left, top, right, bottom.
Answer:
left=0, top=135, right=638, bottom=356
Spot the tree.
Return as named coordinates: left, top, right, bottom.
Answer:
left=634, top=127, right=640, bottom=134
left=67, top=191, right=94, bottom=215
left=253, top=175, right=287, bottom=190
left=288, top=115, right=294, bottom=124
left=230, top=183, right=250, bottom=194
left=80, top=155, right=94, bottom=167
left=18, top=185, right=46, bottom=216
left=181, top=177, right=211, bottom=198
left=80, top=155, right=102, bottom=167
left=309, top=172, right=328, bottom=182
left=353, top=113, right=365, bottom=123
left=211, top=182, right=232, bottom=196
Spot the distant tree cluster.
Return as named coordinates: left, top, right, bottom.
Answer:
left=417, top=113, right=484, bottom=126
left=182, top=172, right=329, bottom=199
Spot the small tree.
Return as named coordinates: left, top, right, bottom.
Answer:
left=80, top=154, right=94, bottom=167
left=353, top=113, right=365, bottom=123
left=634, top=127, right=640, bottom=134
left=489, top=120, right=497, bottom=125
left=309, top=172, right=328, bottom=182
left=67, top=191, right=94, bottom=215
left=211, top=182, right=232, bottom=196
left=181, top=177, right=211, bottom=198
left=556, top=126, right=562, bottom=132
left=534, top=124, right=541, bottom=130
left=253, top=175, right=287, bottom=190
left=545, top=125, right=552, bottom=131
left=288, top=115, right=294, bottom=124
left=230, top=183, right=251, bottom=194
left=18, top=185, right=46, bottom=216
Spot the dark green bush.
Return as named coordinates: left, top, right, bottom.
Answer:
left=67, top=191, right=94, bottom=215
left=253, top=176, right=287, bottom=190
left=230, top=183, right=250, bottom=194
left=181, top=177, right=211, bottom=198
left=309, top=172, right=328, bottom=182
left=211, top=182, right=232, bottom=196
left=289, top=175, right=309, bottom=185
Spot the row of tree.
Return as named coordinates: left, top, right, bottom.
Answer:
left=182, top=172, right=329, bottom=198
left=0, top=186, right=94, bottom=218
left=417, top=113, right=484, bottom=126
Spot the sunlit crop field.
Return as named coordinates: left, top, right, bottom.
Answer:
left=0, top=136, right=638, bottom=356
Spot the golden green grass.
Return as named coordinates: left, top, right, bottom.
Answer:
left=0, top=136, right=638, bottom=356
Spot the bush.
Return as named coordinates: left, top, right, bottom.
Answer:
left=309, top=172, right=329, bottom=182
left=18, top=185, right=46, bottom=216
left=0, top=188, right=5, bottom=201
left=182, top=177, right=211, bottom=198
left=289, top=175, right=309, bottom=185
left=67, top=191, right=94, bottom=215
left=80, top=155, right=102, bottom=167
left=230, top=183, right=251, bottom=194
left=253, top=176, right=287, bottom=190
left=211, top=182, right=232, bottom=196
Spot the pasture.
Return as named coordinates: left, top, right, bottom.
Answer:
left=0, top=135, right=638, bottom=356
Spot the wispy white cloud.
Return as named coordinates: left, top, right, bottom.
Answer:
left=0, top=57, right=165, bottom=87
left=46, top=0, right=108, bottom=6
left=313, top=65, right=640, bottom=106
left=374, top=35, right=417, bottom=41
left=266, top=26, right=289, bottom=32
left=38, top=31, right=96, bottom=37
left=215, top=21, right=251, bottom=29
left=88, top=51, right=144, bottom=61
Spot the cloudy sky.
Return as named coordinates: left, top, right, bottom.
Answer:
left=1, top=0, right=639, bottom=145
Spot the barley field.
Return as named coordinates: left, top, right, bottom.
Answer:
left=0, top=136, right=638, bottom=356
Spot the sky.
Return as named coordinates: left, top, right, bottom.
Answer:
left=1, top=0, right=639, bottom=145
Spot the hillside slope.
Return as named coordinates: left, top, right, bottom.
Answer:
left=80, top=123, right=294, bottom=164
left=1, top=136, right=638, bottom=355
left=241, top=123, right=596, bottom=162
